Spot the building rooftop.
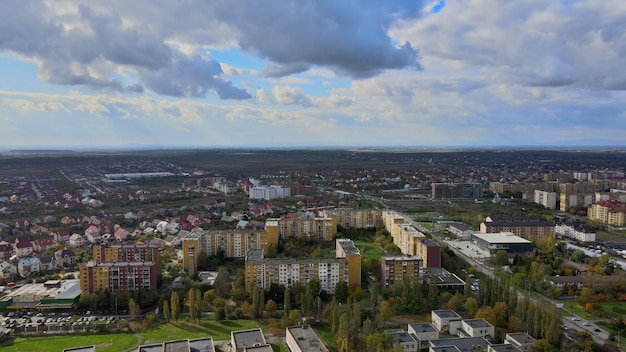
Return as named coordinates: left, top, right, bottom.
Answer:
left=490, top=344, right=522, bottom=352
left=432, top=309, right=463, bottom=319
left=430, top=336, right=490, bottom=352
left=382, top=255, right=423, bottom=261
left=409, top=322, right=438, bottom=334
left=336, top=238, right=359, bottom=255
left=287, top=326, right=330, bottom=352
left=385, top=329, right=418, bottom=344
left=138, top=337, right=215, bottom=352
left=463, top=319, right=493, bottom=328
left=62, top=346, right=95, bottom=352
left=472, top=232, right=532, bottom=244
left=506, top=332, right=536, bottom=345
left=6, top=279, right=81, bottom=303
left=232, top=328, right=267, bottom=350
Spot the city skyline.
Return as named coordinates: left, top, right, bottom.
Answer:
left=1, top=0, right=625, bottom=148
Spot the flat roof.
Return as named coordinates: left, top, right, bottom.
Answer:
left=471, top=232, right=531, bottom=244
left=386, top=330, right=418, bottom=344
left=432, top=310, right=462, bottom=319
left=430, top=337, right=490, bottom=351
left=463, top=319, right=493, bottom=328
left=232, top=328, right=266, bottom=349
left=490, top=344, right=522, bottom=352
left=336, top=239, right=359, bottom=255
left=6, top=279, right=81, bottom=303
left=62, top=346, right=95, bottom=352
left=287, top=326, right=330, bottom=352
left=408, top=323, right=438, bottom=333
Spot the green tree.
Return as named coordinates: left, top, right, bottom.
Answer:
left=465, top=297, right=479, bottom=318
left=284, top=287, right=291, bottom=317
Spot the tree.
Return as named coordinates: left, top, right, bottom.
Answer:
left=215, top=306, right=226, bottom=320
left=171, top=291, right=180, bottom=321
left=265, top=299, right=277, bottom=315
left=163, top=300, right=170, bottom=322
left=129, top=298, right=141, bottom=320
left=475, top=306, right=496, bottom=326
left=284, top=287, right=291, bottom=317
left=379, top=300, right=391, bottom=328
left=495, top=250, right=509, bottom=266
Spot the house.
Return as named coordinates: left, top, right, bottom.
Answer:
left=546, top=275, right=587, bottom=290
left=14, top=241, right=34, bottom=258
left=85, top=225, right=101, bottom=243
left=55, top=248, right=77, bottom=267
left=55, top=229, right=71, bottom=243
left=18, top=257, right=41, bottom=277
left=114, top=228, right=131, bottom=241
left=33, top=237, right=55, bottom=252
left=69, top=233, right=86, bottom=247
left=39, top=255, right=56, bottom=271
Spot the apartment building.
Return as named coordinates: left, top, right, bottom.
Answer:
left=431, top=183, right=483, bottom=199
left=79, top=260, right=157, bottom=293
left=336, top=238, right=361, bottom=287
left=264, top=215, right=337, bottom=241
left=322, top=208, right=383, bottom=229
left=533, top=190, right=557, bottom=210
left=381, top=255, right=422, bottom=289
left=588, top=199, right=626, bottom=226
left=244, top=239, right=360, bottom=293
left=92, top=243, right=160, bottom=263
left=182, top=228, right=276, bottom=274
left=249, top=185, right=291, bottom=200
left=480, top=215, right=555, bottom=239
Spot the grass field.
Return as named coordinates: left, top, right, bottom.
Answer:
left=354, top=240, right=386, bottom=260
left=0, top=319, right=260, bottom=352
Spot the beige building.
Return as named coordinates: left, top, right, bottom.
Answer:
left=244, top=239, right=360, bottom=293
left=182, top=228, right=277, bottom=274
left=588, top=199, right=626, bottom=226
left=381, top=255, right=422, bottom=289
left=323, top=208, right=382, bottom=229
left=264, top=215, right=337, bottom=241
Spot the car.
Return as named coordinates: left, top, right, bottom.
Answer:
left=583, top=322, right=591, bottom=326
left=572, top=317, right=580, bottom=321
left=594, top=328, right=601, bottom=332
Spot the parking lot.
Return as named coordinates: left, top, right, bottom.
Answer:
left=1, top=311, right=124, bottom=335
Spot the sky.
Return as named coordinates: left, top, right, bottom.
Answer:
left=1, top=0, right=625, bottom=149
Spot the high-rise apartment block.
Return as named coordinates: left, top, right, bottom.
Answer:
left=264, top=215, right=336, bottom=241
left=182, top=228, right=277, bottom=274
left=588, top=200, right=626, bottom=226
left=381, top=255, right=423, bottom=289
left=79, top=260, right=157, bottom=293
left=431, top=183, right=483, bottom=199
left=244, top=239, right=360, bottom=293
left=322, top=208, right=382, bottom=229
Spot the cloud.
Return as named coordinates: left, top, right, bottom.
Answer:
left=222, top=0, right=422, bottom=78
left=0, top=1, right=251, bottom=99
left=392, top=0, right=626, bottom=91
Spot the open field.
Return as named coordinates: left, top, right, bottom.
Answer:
left=355, top=240, right=386, bottom=261
left=0, top=319, right=260, bottom=352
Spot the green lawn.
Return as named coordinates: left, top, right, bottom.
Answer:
left=0, top=319, right=261, bottom=352
left=354, top=240, right=386, bottom=261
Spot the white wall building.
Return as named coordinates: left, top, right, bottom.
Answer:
left=534, top=190, right=557, bottom=210
left=249, top=186, right=291, bottom=200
